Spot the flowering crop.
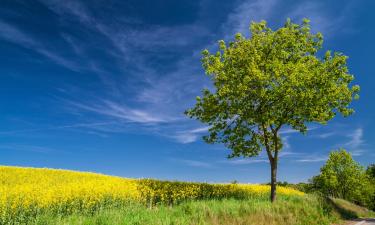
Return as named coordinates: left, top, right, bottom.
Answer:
left=0, top=166, right=303, bottom=223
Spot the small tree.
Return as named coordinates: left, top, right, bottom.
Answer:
left=186, top=19, right=359, bottom=202
left=365, top=164, right=375, bottom=210
left=312, top=149, right=364, bottom=200
left=366, top=164, right=375, bottom=180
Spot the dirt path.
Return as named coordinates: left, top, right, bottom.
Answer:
left=345, top=219, right=375, bottom=225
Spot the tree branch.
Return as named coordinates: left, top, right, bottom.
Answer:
left=261, top=124, right=274, bottom=163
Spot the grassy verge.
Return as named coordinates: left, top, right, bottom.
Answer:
left=33, top=195, right=343, bottom=225
left=328, top=198, right=375, bottom=219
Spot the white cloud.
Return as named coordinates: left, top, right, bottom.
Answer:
left=190, top=127, right=209, bottom=133
left=282, top=136, right=291, bottom=150
left=67, top=99, right=174, bottom=124
left=345, top=128, right=364, bottom=149
left=286, top=0, right=357, bottom=37
left=279, top=126, right=319, bottom=135
left=222, top=0, right=278, bottom=38
left=0, top=20, right=82, bottom=72
left=0, top=144, right=62, bottom=154
left=39, top=0, right=92, bottom=24
left=176, top=159, right=212, bottom=168
left=172, top=133, right=199, bottom=144
left=224, top=159, right=268, bottom=165
left=221, top=0, right=357, bottom=42
left=343, top=128, right=365, bottom=156
left=35, top=0, right=212, bottom=142
left=296, top=156, right=328, bottom=163
left=171, top=126, right=209, bottom=144
left=0, top=20, right=35, bottom=46
left=316, top=132, right=336, bottom=139
left=0, top=122, right=116, bottom=135
left=279, top=151, right=302, bottom=158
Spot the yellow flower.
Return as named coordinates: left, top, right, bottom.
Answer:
left=0, top=166, right=303, bottom=223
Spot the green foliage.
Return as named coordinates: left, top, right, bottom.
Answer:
left=33, top=196, right=346, bottom=225
left=186, top=19, right=358, bottom=159
left=137, top=179, right=302, bottom=206
left=186, top=18, right=359, bottom=201
left=366, top=164, right=375, bottom=179
left=312, top=149, right=363, bottom=199
left=289, top=182, right=315, bottom=193
left=328, top=198, right=375, bottom=219
left=312, top=149, right=375, bottom=210
left=271, top=181, right=315, bottom=193
left=365, top=164, right=375, bottom=210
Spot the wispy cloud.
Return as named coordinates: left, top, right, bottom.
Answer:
left=0, top=20, right=82, bottom=72
left=222, top=0, right=356, bottom=40
left=0, top=20, right=35, bottom=46
left=175, top=159, right=213, bottom=168
left=35, top=0, right=211, bottom=143
left=223, top=159, right=268, bottom=165
left=315, top=132, right=336, bottom=139
left=222, top=0, right=278, bottom=38
left=279, top=126, right=319, bottom=135
left=0, top=122, right=116, bottom=135
left=39, top=0, right=208, bottom=62
left=279, top=151, right=303, bottom=158
left=0, top=144, right=63, bottom=154
left=40, top=0, right=92, bottom=24
left=343, top=128, right=365, bottom=156
left=59, top=96, right=209, bottom=143
left=66, top=99, right=176, bottom=124
left=345, top=128, right=364, bottom=148
left=286, top=0, right=358, bottom=37
left=171, top=126, right=209, bottom=144
left=296, top=156, right=328, bottom=163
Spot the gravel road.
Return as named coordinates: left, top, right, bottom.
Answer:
left=354, top=219, right=375, bottom=225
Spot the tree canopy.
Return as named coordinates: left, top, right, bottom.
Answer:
left=366, top=164, right=375, bottom=180
left=312, top=149, right=374, bottom=210
left=312, top=149, right=364, bottom=199
left=186, top=19, right=359, bottom=202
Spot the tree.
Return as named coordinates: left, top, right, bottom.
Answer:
left=312, top=149, right=364, bottom=201
left=365, top=164, right=375, bottom=210
left=185, top=19, right=359, bottom=202
left=366, top=164, right=375, bottom=180
left=311, top=149, right=375, bottom=209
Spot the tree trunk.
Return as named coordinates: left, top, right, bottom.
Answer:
left=270, top=160, right=277, bottom=202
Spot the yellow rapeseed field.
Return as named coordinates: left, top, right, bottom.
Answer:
left=0, top=166, right=303, bottom=223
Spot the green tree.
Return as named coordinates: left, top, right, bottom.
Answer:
left=185, top=19, right=359, bottom=202
left=312, top=149, right=364, bottom=200
left=365, top=164, right=375, bottom=210
left=366, top=164, right=375, bottom=180
left=312, top=149, right=375, bottom=209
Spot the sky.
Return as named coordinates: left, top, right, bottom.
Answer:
left=0, top=0, right=374, bottom=183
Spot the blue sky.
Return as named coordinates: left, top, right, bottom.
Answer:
left=0, top=0, right=374, bottom=183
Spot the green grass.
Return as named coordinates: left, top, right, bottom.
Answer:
left=30, top=195, right=350, bottom=225
left=328, top=198, right=375, bottom=219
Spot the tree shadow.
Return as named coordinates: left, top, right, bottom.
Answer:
left=326, top=198, right=358, bottom=220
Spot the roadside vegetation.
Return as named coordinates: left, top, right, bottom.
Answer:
left=24, top=195, right=375, bottom=225
left=277, top=150, right=375, bottom=212
left=31, top=196, right=345, bottom=225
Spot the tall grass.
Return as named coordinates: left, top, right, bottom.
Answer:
left=33, top=196, right=341, bottom=225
